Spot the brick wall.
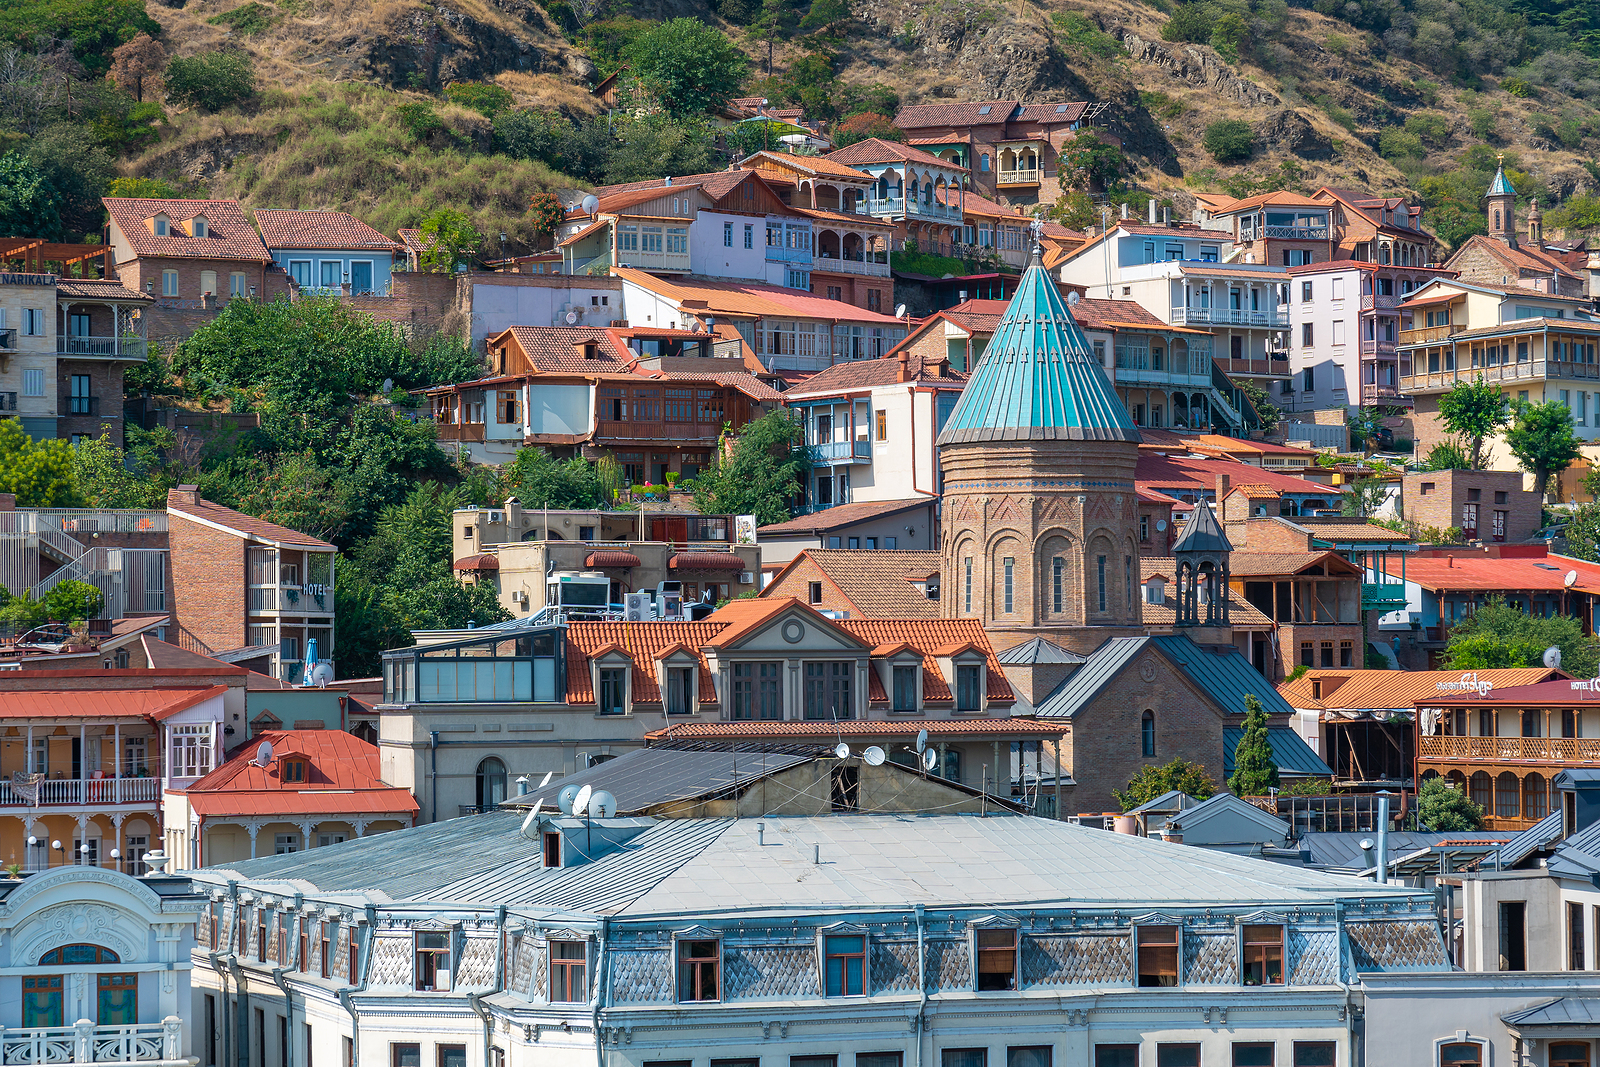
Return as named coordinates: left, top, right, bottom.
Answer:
left=1402, top=468, right=1540, bottom=541
left=1446, top=244, right=1587, bottom=300
left=117, top=258, right=292, bottom=346
left=1223, top=517, right=1314, bottom=552
left=167, top=490, right=247, bottom=653
left=56, top=359, right=127, bottom=446
left=1281, top=623, right=1366, bottom=671
left=318, top=271, right=461, bottom=330
left=763, top=555, right=857, bottom=614
left=1061, top=645, right=1229, bottom=813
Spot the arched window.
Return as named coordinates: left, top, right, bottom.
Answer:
left=1141, top=711, right=1155, bottom=758
left=1493, top=209, right=1501, bottom=231
left=1496, top=772, right=1520, bottom=819
left=1524, top=773, right=1548, bottom=819
left=40, top=945, right=119, bottom=965
left=980, top=153, right=990, bottom=172
left=476, top=757, right=507, bottom=811
left=1470, top=771, right=1491, bottom=810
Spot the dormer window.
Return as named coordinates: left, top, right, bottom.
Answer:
left=1143, top=576, right=1167, bottom=604
left=192, top=216, right=209, bottom=238
left=153, top=215, right=170, bottom=236
left=892, top=665, right=917, bottom=712
left=975, top=927, right=1017, bottom=990
left=281, top=758, right=306, bottom=783
left=666, top=666, right=694, bottom=715
left=956, top=665, right=982, bottom=713
left=598, top=668, right=627, bottom=715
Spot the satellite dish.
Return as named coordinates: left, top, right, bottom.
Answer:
left=565, top=311, right=579, bottom=324
left=923, top=749, right=939, bottom=772
left=834, top=742, right=851, bottom=759
left=894, top=304, right=907, bottom=319
left=520, top=799, right=545, bottom=837
left=915, top=729, right=929, bottom=754
left=307, top=662, right=334, bottom=688
left=255, top=741, right=273, bottom=768
left=1066, top=290, right=1080, bottom=306
left=863, top=745, right=886, bottom=766
left=589, top=790, right=618, bottom=818
left=538, top=770, right=555, bottom=788
left=581, top=194, right=599, bottom=214
left=381, top=378, right=394, bottom=393
left=572, top=784, right=593, bottom=817
left=1156, top=519, right=1168, bottom=532
left=556, top=783, right=581, bottom=815
left=1566, top=570, right=1579, bottom=588
left=1545, top=646, right=1564, bottom=669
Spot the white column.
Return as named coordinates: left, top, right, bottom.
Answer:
left=78, top=723, right=87, bottom=805
left=112, top=722, right=120, bottom=802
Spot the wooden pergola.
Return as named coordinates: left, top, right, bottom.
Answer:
left=0, top=239, right=110, bottom=277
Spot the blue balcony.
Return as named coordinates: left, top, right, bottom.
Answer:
left=811, top=440, right=872, bottom=464
left=767, top=246, right=813, bottom=264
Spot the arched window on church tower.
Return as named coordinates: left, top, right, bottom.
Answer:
left=1141, top=711, right=1156, bottom=757
left=1493, top=209, right=1502, bottom=231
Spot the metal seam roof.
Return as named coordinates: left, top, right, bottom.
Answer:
left=1222, top=726, right=1334, bottom=777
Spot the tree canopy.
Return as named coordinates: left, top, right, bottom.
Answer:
left=1444, top=597, right=1599, bottom=678
left=1505, top=399, right=1581, bottom=498
left=1113, top=758, right=1218, bottom=812
left=691, top=411, right=812, bottom=526
left=1438, top=377, right=1510, bottom=470
left=1228, top=694, right=1280, bottom=797
left=0, top=419, right=83, bottom=507
left=1416, top=775, right=1485, bottom=832
left=622, top=19, right=748, bottom=117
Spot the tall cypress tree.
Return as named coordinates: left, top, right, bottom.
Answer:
left=1229, top=694, right=1280, bottom=797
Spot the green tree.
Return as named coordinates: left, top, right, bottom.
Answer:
left=0, top=154, right=64, bottom=239
left=1060, top=130, right=1124, bottom=190
left=1415, top=775, right=1486, bottom=831
left=1341, top=478, right=1390, bottom=518
left=1209, top=12, right=1249, bottom=61
left=1445, top=597, right=1600, bottom=678
left=0, top=0, right=160, bottom=75
left=692, top=411, right=812, bottom=525
left=527, top=191, right=566, bottom=242
left=1160, top=3, right=1211, bottom=42
left=332, top=576, right=413, bottom=678
left=505, top=449, right=606, bottom=509
left=775, top=52, right=842, bottom=123
left=73, top=433, right=165, bottom=509
left=1505, top=398, right=1581, bottom=498
left=105, top=176, right=179, bottom=199
left=41, top=580, right=104, bottom=624
left=1422, top=439, right=1470, bottom=470
left=1438, top=377, right=1511, bottom=470
left=230, top=451, right=359, bottom=544
left=164, top=51, right=255, bottom=112
left=797, top=0, right=851, bottom=42
left=605, top=115, right=716, bottom=183
left=1203, top=120, right=1255, bottom=164
left=418, top=209, right=483, bottom=273
left=1113, top=758, right=1218, bottom=812
left=493, top=108, right=567, bottom=164
left=1229, top=694, right=1280, bottom=797
left=1548, top=193, right=1600, bottom=233
left=24, top=124, right=116, bottom=240
left=727, top=119, right=799, bottom=159
left=623, top=18, right=748, bottom=117
left=0, top=419, right=83, bottom=507
left=1232, top=377, right=1279, bottom=434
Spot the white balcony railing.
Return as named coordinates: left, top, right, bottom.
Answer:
left=0, top=1017, right=183, bottom=1064
left=1171, top=307, right=1290, bottom=328
left=996, top=169, right=1040, bottom=185
left=247, top=584, right=334, bottom=613
left=0, top=777, right=160, bottom=808
left=812, top=255, right=890, bottom=277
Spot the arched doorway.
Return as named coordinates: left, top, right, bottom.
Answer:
left=476, top=757, right=507, bottom=811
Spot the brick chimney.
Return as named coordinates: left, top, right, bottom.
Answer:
left=897, top=348, right=911, bottom=382
left=0, top=493, right=14, bottom=512
left=168, top=485, right=200, bottom=507
left=1215, top=473, right=1231, bottom=502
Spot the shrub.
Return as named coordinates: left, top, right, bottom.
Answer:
left=396, top=100, right=445, bottom=140
left=1209, top=12, right=1248, bottom=62
left=1378, top=127, right=1424, bottom=160
left=1325, top=33, right=1351, bottom=55
left=1139, top=90, right=1186, bottom=119
left=1404, top=111, right=1451, bottom=147
left=206, top=2, right=275, bottom=34
left=444, top=81, right=515, bottom=118
left=1161, top=3, right=1211, bottom=43
left=1503, top=76, right=1532, bottom=97
left=493, top=108, right=565, bottom=162
left=1202, top=119, right=1254, bottom=163
left=165, top=51, right=255, bottom=111
left=833, top=111, right=900, bottom=147
left=1052, top=11, right=1122, bottom=59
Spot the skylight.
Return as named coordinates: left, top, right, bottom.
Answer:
left=1056, top=104, right=1070, bottom=113
left=978, top=106, right=992, bottom=115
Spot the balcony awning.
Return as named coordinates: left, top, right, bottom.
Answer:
left=453, top=554, right=499, bottom=571
left=1400, top=293, right=1457, bottom=308
left=587, top=551, right=642, bottom=568
left=670, top=551, right=746, bottom=571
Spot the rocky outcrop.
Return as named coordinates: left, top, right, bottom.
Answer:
left=137, top=133, right=272, bottom=182
left=359, top=0, right=584, bottom=90
left=1255, top=108, right=1334, bottom=160
left=1113, top=28, right=1280, bottom=108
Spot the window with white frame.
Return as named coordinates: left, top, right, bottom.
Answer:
left=170, top=724, right=214, bottom=777
left=162, top=271, right=179, bottom=297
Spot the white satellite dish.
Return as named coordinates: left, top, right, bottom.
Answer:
left=1545, top=646, right=1564, bottom=670
left=565, top=311, right=579, bottom=324
left=581, top=194, right=599, bottom=215
left=1066, top=290, right=1080, bottom=306
left=922, top=749, right=938, bottom=772
left=556, top=783, right=581, bottom=815
left=1566, top=570, right=1579, bottom=588
left=915, top=729, right=929, bottom=754
left=834, top=742, right=851, bottom=759
left=572, top=784, right=593, bottom=817
left=520, top=799, right=545, bottom=838
left=255, top=741, right=273, bottom=768
left=381, top=378, right=394, bottom=393
left=894, top=303, right=907, bottom=319
left=589, top=790, right=617, bottom=818
left=538, top=771, right=555, bottom=788
left=863, top=745, right=886, bottom=766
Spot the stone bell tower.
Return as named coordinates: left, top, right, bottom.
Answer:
left=936, top=232, right=1144, bottom=655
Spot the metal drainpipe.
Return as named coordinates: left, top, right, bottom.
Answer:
left=467, top=906, right=508, bottom=1067
left=593, top=916, right=611, bottom=1067
left=914, top=905, right=927, bottom=1067
left=207, top=946, right=232, bottom=1067
left=430, top=731, right=439, bottom=824
left=270, top=967, right=295, bottom=1067
left=337, top=904, right=377, bottom=1066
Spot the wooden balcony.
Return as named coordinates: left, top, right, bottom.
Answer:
left=1418, top=734, right=1600, bottom=765
left=1398, top=324, right=1455, bottom=345
left=996, top=169, right=1041, bottom=186
left=435, top=423, right=486, bottom=443
left=596, top=420, right=723, bottom=442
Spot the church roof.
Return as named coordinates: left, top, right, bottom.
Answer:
left=936, top=250, right=1141, bottom=445
left=1171, top=502, right=1232, bottom=554
left=1487, top=162, right=1515, bottom=198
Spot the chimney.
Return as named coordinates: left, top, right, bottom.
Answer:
left=1447, top=554, right=1454, bottom=568
left=0, top=493, right=13, bottom=512
left=1163, top=206, right=1171, bottom=227
left=958, top=290, right=968, bottom=302
left=1121, top=202, right=1129, bottom=220
left=1149, top=199, right=1158, bottom=225
left=1216, top=473, right=1231, bottom=502
left=168, top=485, right=200, bottom=507
left=897, top=348, right=911, bottom=382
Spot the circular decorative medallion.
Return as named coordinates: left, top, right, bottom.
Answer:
left=1139, top=661, right=1158, bottom=684
left=781, top=620, right=806, bottom=644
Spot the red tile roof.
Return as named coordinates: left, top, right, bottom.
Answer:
left=1014, top=102, right=1089, bottom=124
left=167, top=492, right=335, bottom=550
left=503, top=325, right=630, bottom=372
left=0, top=685, right=225, bottom=720
left=183, top=729, right=418, bottom=818
left=565, top=622, right=725, bottom=704
left=103, top=198, right=272, bottom=263
left=53, top=279, right=152, bottom=303
left=614, top=269, right=907, bottom=325
left=587, top=550, right=642, bottom=568
left=1135, top=455, right=1335, bottom=498
left=740, top=151, right=876, bottom=182
left=1383, top=553, right=1600, bottom=594
left=939, top=187, right=1026, bottom=219
left=1212, top=191, right=1328, bottom=213
left=671, top=551, right=746, bottom=571
left=1450, top=233, right=1580, bottom=280
left=254, top=210, right=403, bottom=252
left=836, top=618, right=1012, bottom=701
left=789, top=352, right=967, bottom=393
left=1225, top=550, right=1361, bottom=578
left=644, top=718, right=1057, bottom=739
left=827, top=138, right=967, bottom=171
left=757, top=497, right=935, bottom=535
left=894, top=101, right=1021, bottom=128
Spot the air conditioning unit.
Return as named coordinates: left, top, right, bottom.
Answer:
left=625, top=592, right=652, bottom=621
left=512, top=590, right=528, bottom=606
left=487, top=510, right=504, bottom=523
left=739, top=571, right=754, bottom=584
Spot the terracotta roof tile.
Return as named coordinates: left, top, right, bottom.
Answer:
left=1225, top=550, right=1361, bottom=578
left=837, top=617, right=1012, bottom=702
left=503, top=325, right=630, bottom=372
left=103, top=198, right=272, bottom=263
left=741, top=151, right=876, bottom=182
left=185, top=729, right=419, bottom=819
left=254, top=210, right=403, bottom=252
left=791, top=353, right=967, bottom=393
left=0, top=685, right=225, bottom=720
left=167, top=494, right=335, bottom=549
left=565, top=622, right=724, bottom=704
left=1382, top=553, right=1600, bottom=594
left=1278, top=667, right=1559, bottom=711
left=894, top=101, right=1021, bottom=128
left=758, top=497, right=935, bottom=535
left=1135, top=455, right=1334, bottom=497
left=763, top=549, right=942, bottom=617
left=1450, top=234, right=1580, bottom=279
left=1139, top=557, right=1271, bottom=627
left=614, top=269, right=906, bottom=325
left=827, top=138, right=968, bottom=171
left=53, top=279, right=152, bottom=302
left=1014, top=102, right=1088, bottom=123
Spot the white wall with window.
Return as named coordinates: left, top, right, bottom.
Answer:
left=161, top=694, right=224, bottom=788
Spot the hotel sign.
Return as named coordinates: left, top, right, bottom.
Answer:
left=1436, top=672, right=1493, bottom=696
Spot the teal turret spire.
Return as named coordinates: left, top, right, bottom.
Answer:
left=937, top=238, right=1140, bottom=445
left=1486, top=155, right=1515, bottom=198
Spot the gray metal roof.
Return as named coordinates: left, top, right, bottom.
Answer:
left=1291, top=832, right=1509, bottom=871
left=1128, top=790, right=1203, bottom=815
left=1034, top=634, right=1295, bottom=720
left=1503, top=997, right=1600, bottom=1027
left=1223, top=726, right=1334, bottom=777
left=1496, top=810, right=1563, bottom=868
left=996, top=636, right=1087, bottom=665
left=198, top=812, right=1425, bottom=918
left=506, top=748, right=812, bottom=814
left=1546, top=818, right=1600, bottom=879
left=1169, top=792, right=1290, bottom=840
left=1171, top=502, right=1232, bottom=555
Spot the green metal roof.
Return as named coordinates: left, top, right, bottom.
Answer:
left=1223, top=726, right=1334, bottom=777
left=1034, top=634, right=1296, bottom=720
left=936, top=251, right=1141, bottom=445
left=1487, top=163, right=1515, bottom=198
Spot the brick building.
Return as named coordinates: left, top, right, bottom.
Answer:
left=165, top=486, right=335, bottom=683
left=1401, top=468, right=1541, bottom=543
left=1442, top=163, right=1586, bottom=300
left=890, top=99, right=1096, bottom=207
left=760, top=548, right=942, bottom=618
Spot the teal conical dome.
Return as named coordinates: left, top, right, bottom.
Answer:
left=937, top=252, right=1141, bottom=445
left=1487, top=161, right=1515, bottom=198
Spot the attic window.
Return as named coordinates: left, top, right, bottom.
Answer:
left=978, top=106, right=992, bottom=115
left=1311, top=680, right=1323, bottom=700
left=281, top=759, right=306, bottom=783
left=153, top=215, right=170, bottom=236
left=192, top=216, right=209, bottom=238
